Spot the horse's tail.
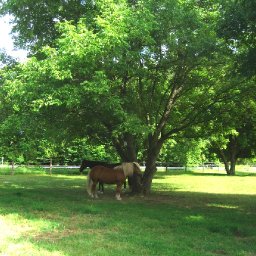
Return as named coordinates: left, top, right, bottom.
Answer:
left=86, top=170, right=93, bottom=195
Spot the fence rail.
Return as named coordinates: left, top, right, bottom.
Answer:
left=1, top=163, right=256, bottom=173
left=40, top=165, right=80, bottom=169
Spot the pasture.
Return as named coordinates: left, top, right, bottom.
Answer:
left=0, top=168, right=256, bottom=256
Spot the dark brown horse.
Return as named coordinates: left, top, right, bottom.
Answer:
left=79, top=159, right=121, bottom=193
left=79, top=160, right=120, bottom=173
left=87, top=162, right=142, bottom=200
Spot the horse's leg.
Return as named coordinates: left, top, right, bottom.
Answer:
left=115, top=183, right=123, bottom=200
left=98, top=182, right=104, bottom=194
left=92, top=182, right=98, bottom=198
left=128, top=176, right=132, bottom=190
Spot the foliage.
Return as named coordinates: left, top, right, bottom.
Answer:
left=206, top=86, right=256, bottom=175
left=0, top=0, right=97, bottom=52
left=0, top=0, right=255, bottom=192
left=0, top=49, right=17, bottom=68
left=218, top=0, right=256, bottom=76
left=159, top=138, right=210, bottom=166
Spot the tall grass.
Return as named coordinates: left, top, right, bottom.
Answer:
left=0, top=169, right=255, bottom=256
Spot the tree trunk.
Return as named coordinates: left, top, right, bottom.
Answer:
left=218, top=135, right=238, bottom=176
left=11, top=161, right=15, bottom=175
left=227, top=151, right=236, bottom=176
left=221, top=155, right=236, bottom=175
left=113, top=133, right=142, bottom=194
left=227, top=136, right=237, bottom=176
left=219, top=149, right=230, bottom=174
left=142, top=136, right=163, bottom=195
left=142, top=162, right=157, bottom=195
left=223, top=159, right=230, bottom=174
left=114, top=133, right=138, bottom=162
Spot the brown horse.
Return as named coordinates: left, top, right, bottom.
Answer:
left=79, top=159, right=121, bottom=192
left=87, top=162, right=142, bottom=200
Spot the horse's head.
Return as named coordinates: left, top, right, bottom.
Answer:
left=135, top=171, right=143, bottom=185
left=79, top=160, right=88, bottom=173
left=130, top=167, right=143, bottom=193
left=132, top=162, right=143, bottom=187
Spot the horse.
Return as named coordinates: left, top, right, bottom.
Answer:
left=79, top=159, right=121, bottom=193
left=86, top=162, right=143, bottom=200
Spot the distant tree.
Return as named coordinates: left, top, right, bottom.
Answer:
left=159, top=138, right=209, bottom=167
left=209, top=98, right=256, bottom=175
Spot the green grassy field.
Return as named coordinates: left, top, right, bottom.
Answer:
left=0, top=168, right=256, bottom=256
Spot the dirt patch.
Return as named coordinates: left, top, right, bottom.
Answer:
left=31, top=228, right=82, bottom=242
left=212, top=249, right=228, bottom=255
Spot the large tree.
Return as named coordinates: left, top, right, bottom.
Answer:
left=1, top=0, right=244, bottom=193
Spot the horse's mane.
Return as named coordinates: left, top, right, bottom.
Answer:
left=116, top=162, right=141, bottom=177
left=133, top=162, right=141, bottom=172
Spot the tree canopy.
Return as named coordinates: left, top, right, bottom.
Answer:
left=0, top=0, right=255, bottom=193
left=218, top=0, right=256, bottom=76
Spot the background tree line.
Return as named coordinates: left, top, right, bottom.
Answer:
left=0, top=0, right=255, bottom=194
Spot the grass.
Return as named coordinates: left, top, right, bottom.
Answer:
left=0, top=168, right=256, bottom=256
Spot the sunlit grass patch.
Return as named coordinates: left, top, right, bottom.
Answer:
left=1, top=241, right=65, bottom=256
left=0, top=213, right=65, bottom=256
left=0, top=213, right=54, bottom=238
left=152, top=171, right=256, bottom=195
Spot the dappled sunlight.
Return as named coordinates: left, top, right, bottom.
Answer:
left=3, top=182, right=26, bottom=189
left=0, top=216, right=20, bottom=243
left=0, top=213, right=45, bottom=242
left=1, top=242, right=64, bottom=256
left=185, top=215, right=205, bottom=222
left=0, top=174, right=84, bottom=191
left=0, top=214, right=64, bottom=256
left=207, top=203, right=239, bottom=209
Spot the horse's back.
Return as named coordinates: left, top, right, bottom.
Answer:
left=81, top=160, right=120, bottom=170
left=90, top=165, right=125, bottom=184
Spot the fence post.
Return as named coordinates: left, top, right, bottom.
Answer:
left=49, top=158, right=52, bottom=175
